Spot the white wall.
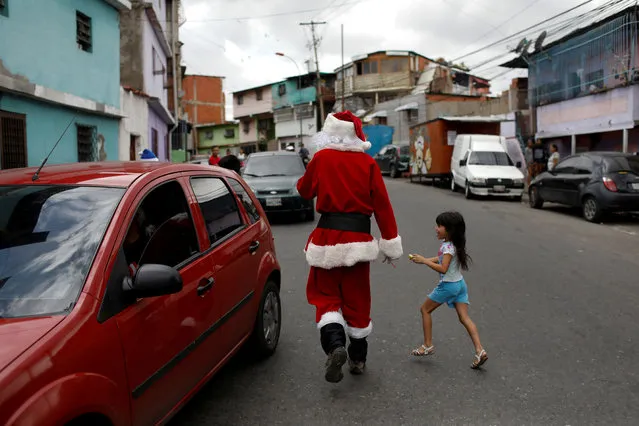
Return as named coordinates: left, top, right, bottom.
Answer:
left=119, top=87, right=149, bottom=160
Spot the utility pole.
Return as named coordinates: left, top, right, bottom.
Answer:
left=300, top=21, right=326, bottom=129
left=341, top=24, right=345, bottom=112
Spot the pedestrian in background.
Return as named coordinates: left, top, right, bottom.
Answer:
left=408, top=211, right=487, bottom=369
left=208, top=146, right=221, bottom=166
left=525, top=139, right=534, bottom=186
left=218, top=154, right=241, bottom=174
left=547, top=144, right=560, bottom=171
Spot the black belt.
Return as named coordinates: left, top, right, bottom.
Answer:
left=317, top=212, right=371, bottom=234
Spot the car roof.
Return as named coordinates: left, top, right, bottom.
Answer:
left=0, top=161, right=237, bottom=188
left=248, top=151, right=299, bottom=158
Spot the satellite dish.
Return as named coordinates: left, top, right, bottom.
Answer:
left=535, top=31, right=547, bottom=52
left=515, top=38, right=528, bottom=54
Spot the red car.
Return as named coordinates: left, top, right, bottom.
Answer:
left=0, top=162, right=282, bottom=426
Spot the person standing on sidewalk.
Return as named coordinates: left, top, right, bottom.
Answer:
left=296, top=111, right=403, bottom=383
left=525, top=139, right=534, bottom=186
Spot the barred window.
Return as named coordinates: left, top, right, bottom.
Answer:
left=76, top=11, right=92, bottom=52
left=77, top=125, right=97, bottom=162
left=274, top=108, right=294, bottom=123
left=0, top=110, right=27, bottom=169
left=295, top=104, right=314, bottom=120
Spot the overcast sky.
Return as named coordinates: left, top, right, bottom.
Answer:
left=179, top=0, right=610, bottom=120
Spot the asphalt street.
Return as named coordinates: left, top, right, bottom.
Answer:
left=171, top=178, right=639, bottom=426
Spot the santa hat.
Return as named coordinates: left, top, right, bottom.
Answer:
left=313, top=111, right=372, bottom=152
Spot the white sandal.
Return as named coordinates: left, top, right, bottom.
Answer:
left=471, top=349, right=488, bottom=369
left=411, top=344, right=435, bottom=357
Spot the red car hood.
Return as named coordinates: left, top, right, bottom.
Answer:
left=0, top=316, right=64, bottom=373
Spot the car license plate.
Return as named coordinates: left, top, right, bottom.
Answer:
left=266, top=198, right=282, bottom=207
left=632, top=183, right=639, bottom=190
left=493, top=185, right=506, bottom=192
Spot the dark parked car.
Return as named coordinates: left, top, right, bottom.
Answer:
left=529, top=152, right=639, bottom=222
left=374, top=144, right=410, bottom=178
left=242, top=151, right=314, bottom=220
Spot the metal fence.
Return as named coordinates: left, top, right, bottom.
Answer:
left=529, top=10, right=639, bottom=107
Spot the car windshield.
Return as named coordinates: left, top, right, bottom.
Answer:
left=0, top=185, right=124, bottom=318
left=469, top=151, right=514, bottom=166
left=243, top=155, right=305, bottom=177
left=604, top=156, right=639, bottom=174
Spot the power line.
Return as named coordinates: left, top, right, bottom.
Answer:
left=450, top=0, right=597, bottom=63
left=300, top=21, right=328, bottom=125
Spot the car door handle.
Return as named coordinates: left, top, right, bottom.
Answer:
left=197, top=277, right=215, bottom=296
left=249, top=241, right=260, bottom=254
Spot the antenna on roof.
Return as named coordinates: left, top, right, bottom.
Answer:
left=534, top=30, right=547, bottom=52
left=32, top=111, right=79, bottom=182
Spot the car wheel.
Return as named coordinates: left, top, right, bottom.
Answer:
left=529, top=186, right=544, bottom=209
left=464, top=181, right=473, bottom=199
left=389, top=164, right=398, bottom=179
left=247, top=281, right=281, bottom=358
left=582, top=196, right=602, bottom=223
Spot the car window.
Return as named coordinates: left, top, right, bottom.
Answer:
left=190, top=177, right=244, bottom=246
left=228, top=178, right=260, bottom=224
left=576, top=156, right=595, bottom=174
left=384, top=147, right=397, bottom=157
left=468, top=151, right=514, bottom=166
left=123, top=180, right=199, bottom=272
left=243, top=155, right=305, bottom=177
left=0, top=185, right=124, bottom=318
left=554, top=157, right=580, bottom=173
left=604, top=156, right=639, bottom=174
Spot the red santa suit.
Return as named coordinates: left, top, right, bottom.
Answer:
left=296, top=111, right=402, bottom=381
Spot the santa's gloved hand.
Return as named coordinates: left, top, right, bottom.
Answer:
left=382, top=256, right=397, bottom=267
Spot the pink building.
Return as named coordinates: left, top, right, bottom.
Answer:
left=232, top=83, right=276, bottom=152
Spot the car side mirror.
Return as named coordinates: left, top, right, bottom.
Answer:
left=516, top=161, right=522, bottom=168
left=459, top=159, right=467, bottom=167
left=122, top=264, right=183, bottom=298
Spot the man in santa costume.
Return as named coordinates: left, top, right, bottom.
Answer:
left=296, top=111, right=403, bottom=383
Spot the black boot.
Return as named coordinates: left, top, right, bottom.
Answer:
left=348, top=337, right=368, bottom=375
left=320, top=324, right=347, bottom=383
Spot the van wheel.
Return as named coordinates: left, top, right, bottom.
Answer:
left=582, top=196, right=602, bottom=223
left=247, top=281, right=281, bottom=359
left=464, top=182, right=473, bottom=199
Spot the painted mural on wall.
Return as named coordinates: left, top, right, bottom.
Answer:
left=409, top=125, right=432, bottom=176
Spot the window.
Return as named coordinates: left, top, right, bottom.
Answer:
left=0, top=185, right=124, bottom=318
left=77, top=125, right=97, bottom=162
left=258, top=119, right=271, bottom=131
left=604, top=155, right=639, bottom=174
left=468, top=151, right=513, bottom=166
left=151, top=128, right=159, bottom=155
left=408, top=109, right=418, bottom=123
left=576, top=156, right=595, bottom=174
left=358, top=61, right=378, bottom=75
left=586, top=70, right=604, bottom=90
left=295, top=104, right=314, bottom=120
left=76, top=11, right=92, bottom=52
left=152, top=47, right=166, bottom=84
left=242, top=120, right=250, bottom=134
left=237, top=94, right=244, bottom=105
left=278, top=84, right=287, bottom=96
left=190, top=177, right=243, bottom=245
left=123, top=181, right=199, bottom=270
left=205, top=131, right=213, bottom=140
left=0, top=110, right=27, bottom=169
left=554, top=157, right=580, bottom=174
left=224, top=128, right=235, bottom=138
left=275, top=108, right=294, bottom=123
left=377, top=117, right=388, bottom=126
left=256, top=88, right=263, bottom=101
left=228, top=178, right=260, bottom=224
left=381, top=58, right=408, bottom=73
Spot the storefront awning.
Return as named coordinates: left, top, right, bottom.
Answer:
left=394, top=102, right=418, bottom=112
left=364, top=110, right=388, bottom=122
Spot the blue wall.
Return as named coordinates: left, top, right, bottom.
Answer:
left=272, top=79, right=317, bottom=110
left=363, top=125, right=395, bottom=157
left=0, top=0, right=121, bottom=108
left=0, top=94, right=119, bottom=166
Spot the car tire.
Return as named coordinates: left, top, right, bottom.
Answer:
left=529, top=186, right=544, bottom=209
left=390, top=164, right=398, bottom=179
left=247, top=281, right=281, bottom=359
left=582, top=196, right=602, bottom=223
left=464, top=181, right=473, bottom=199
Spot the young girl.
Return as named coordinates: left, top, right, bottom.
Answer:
left=409, top=211, right=487, bottom=369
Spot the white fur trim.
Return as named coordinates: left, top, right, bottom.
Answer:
left=317, top=311, right=346, bottom=329
left=347, top=322, right=373, bottom=339
left=313, top=113, right=371, bottom=152
left=305, top=240, right=379, bottom=269
left=379, top=235, right=403, bottom=260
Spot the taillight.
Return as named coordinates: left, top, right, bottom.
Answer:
left=603, top=176, right=618, bottom=192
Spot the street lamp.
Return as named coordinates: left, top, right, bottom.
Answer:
left=275, top=52, right=304, bottom=150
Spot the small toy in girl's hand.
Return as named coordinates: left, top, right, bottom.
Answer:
left=408, top=254, right=415, bottom=261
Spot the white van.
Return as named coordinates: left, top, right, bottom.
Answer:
left=450, top=134, right=525, bottom=200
